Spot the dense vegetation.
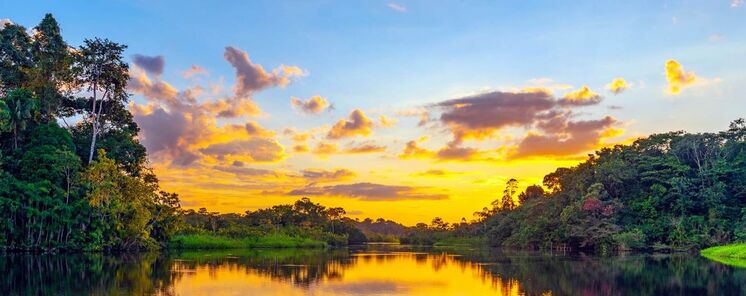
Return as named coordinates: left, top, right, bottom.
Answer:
left=0, top=15, right=181, bottom=251
left=176, top=198, right=367, bottom=247
left=455, top=120, right=746, bottom=252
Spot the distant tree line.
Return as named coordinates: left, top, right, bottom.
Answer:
left=0, top=14, right=181, bottom=251
left=181, top=198, right=367, bottom=245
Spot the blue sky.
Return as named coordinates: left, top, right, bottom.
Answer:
left=3, top=0, right=745, bottom=222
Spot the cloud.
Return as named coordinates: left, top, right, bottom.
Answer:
left=291, top=95, right=331, bottom=114
left=378, top=115, right=397, bottom=127
left=605, top=78, right=629, bottom=94
left=310, top=141, right=386, bottom=156
left=224, top=46, right=304, bottom=97
left=732, top=0, right=743, bottom=8
left=415, top=169, right=448, bottom=176
left=293, top=144, right=309, bottom=153
left=128, top=68, right=179, bottom=101
left=327, top=109, right=374, bottom=139
left=414, top=169, right=461, bottom=177
left=132, top=104, right=200, bottom=166
left=510, top=116, right=618, bottom=159
left=132, top=54, right=165, bottom=76
left=301, top=168, right=356, bottom=181
left=664, top=59, right=698, bottom=95
left=399, top=138, right=435, bottom=159
left=396, top=108, right=430, bottom=126
left=244, top=121, right=274, bottom=137
left=386, top=3, right=407, bottom=12
left=129, top=69, right=284, bottom=167
left=312, top=142, right=339, bottom=155
left=411, top=88, right=619, bottom=161
left=558, top=86, right=602, bottom=106
left=201, top=97, right=262, bottom=118
left=435, top=143, right=483, bottom=161
left=436, top=89, right=558, bottom=141
left=343, top=141, right=387, bottom=153
left=214, top=164, right=279, bottom=177
left=182, top=64, right=208, bottom=78
left=398, top=138, right=486, bottom=161
left=288, top=183, right=448, bottom=201
left=199, top=138, right=285, bottom=162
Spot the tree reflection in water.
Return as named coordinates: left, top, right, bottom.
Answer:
left=2, top=245, right=745, bottom=295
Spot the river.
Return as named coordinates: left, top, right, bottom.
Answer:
left=2, top=244, right=744, bottom=295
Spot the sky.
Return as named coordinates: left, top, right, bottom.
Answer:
left=3, top=0, right=745, bottom=224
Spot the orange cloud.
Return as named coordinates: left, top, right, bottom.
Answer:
left=244, top=121, right=275, bottom=137
left=312, top=142, right=339, bottom=155
left=378, top=115, right=398, bottom=127
left=128, top=67, right=178, bottom=101
left=201, top=97, right=262, bottom=118
left=327, top=109, right=374, bottom=139
left=291, top=95, right=331, bottom=114
left=559, top=86, right=602, bottom=106
left=665, top=60, right=698, bottom=94
left=301, top=168, right=356, bottom=182
left=343, top=141, right=387, bottom=154
left=399, top=138, right=435, bottom=159
left=293, top=144, right=309, bottom=153
left=199, top=138, right=286, bottom=163
left=399, top=138, right=487, bottom=162
left=288, top=183, right=449, bottom=201
left=510, top=116, right=618, bottom=159
left=128, top=54, right=295, bottom=167
left=605, top=78, right=629, bottom=94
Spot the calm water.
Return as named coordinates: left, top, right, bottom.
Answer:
left=2, top=244, right=744, bottom=296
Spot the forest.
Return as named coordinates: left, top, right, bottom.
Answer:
left=0, top=14, right=181, bottom=250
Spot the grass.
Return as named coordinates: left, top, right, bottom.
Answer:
left=700, top=243, right=746, bottom=268
left=169, top=234, right=327, bottom=249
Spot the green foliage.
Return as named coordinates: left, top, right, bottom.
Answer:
left=0, top=14, right=180, bottom=251
left=470, top=119, right=746, bottom=251
left=180, top=198, right=367, bottom=246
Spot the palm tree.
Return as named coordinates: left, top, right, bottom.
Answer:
left=2, top=89, right=37, bottom=149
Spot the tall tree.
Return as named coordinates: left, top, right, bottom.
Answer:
left=73, top=38, right=128, bottom=164
left=501, top=178, right=518, bottom=211
left=30, top=14, right=74, bottom=120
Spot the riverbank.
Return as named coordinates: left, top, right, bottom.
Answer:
left=168, top=234, right=327, bottom=249
left=700, top=244, right=746, bottom=268
left=433, top=236, right=487, bottom=247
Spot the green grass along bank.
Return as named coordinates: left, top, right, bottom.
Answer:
left=701, top=244, right=746, bottom=268
left=168, top=234, right=327, bottom=249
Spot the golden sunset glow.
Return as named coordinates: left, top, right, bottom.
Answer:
left=169, top=252, right=529, bottom=296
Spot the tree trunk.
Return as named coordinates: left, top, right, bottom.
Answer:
left=88, top=81, right=98, bottom=164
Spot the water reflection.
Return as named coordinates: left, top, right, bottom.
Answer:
left=2, top=245, right=745, bottom=295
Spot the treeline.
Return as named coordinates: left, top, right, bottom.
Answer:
left=0, top=15, right=181, bottom=250
left=179, top=198, right=367, bottom=246
left=462, top=120, right=746, bottom=251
